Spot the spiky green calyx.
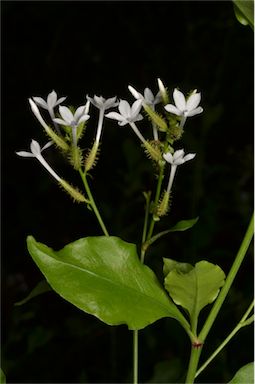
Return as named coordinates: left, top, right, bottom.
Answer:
left=69, top=145, right=83, bottom=170
left=144, top=141, right=162, bottom=162
left=59, top=179, right=88, bottom=203
left=44, top=125, right=69, bottom=151
left=143, top=104, right=168, bottom=132
left=85, top=141, right=100, bottom=172
left=157, top=190, right=171, bottom=217
left=168, top=125, right=184, bottom=142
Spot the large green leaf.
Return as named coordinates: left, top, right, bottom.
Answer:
left=233, top=1, right=254, bottom=28
left=164, top=260, right=225, bottom=320
left=27, top=236, right=189, bottom=330
left=15, top=280, right=52, bottom=306
left=228, top=362, right=254, bottom=383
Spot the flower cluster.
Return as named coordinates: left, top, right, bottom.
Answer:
left=17, top=79, right=203, bottom=212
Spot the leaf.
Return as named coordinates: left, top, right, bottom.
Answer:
left=228, top=362, right=254, bottom=383
left=233, top=1, right=254, bottom=28
left=0, top=369, right=5, bottom=384
left=164, top=260, right=225, bottom=320
left=163, top=258, right=193, bottom=277
left=143, top=217, right=199, bottom=251
left=15, top=280, right=52, bottom=306
left=27, top=236, right=189, bottom=331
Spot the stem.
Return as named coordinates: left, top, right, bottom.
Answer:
left=79, top=168, right=109, bottom=236
left=185, top=346, right=202, bottom=384
left=141, top=192, right=151, bottom=263
left=199, top=213, right=254, bottom=342
left=195, top=300, right=254, bottom=378
left=146, top=163, right=165, bottom=241
left=133, top=330, right=138, bottom=384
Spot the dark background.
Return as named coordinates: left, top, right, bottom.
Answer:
left=2, top=1, right=254, bottom=383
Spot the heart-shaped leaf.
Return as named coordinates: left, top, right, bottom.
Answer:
left=228, top=362, right=254, bottom=383
left=27, top=236, right=189, bottom=331
left=164, top=260, right=225, bottom=320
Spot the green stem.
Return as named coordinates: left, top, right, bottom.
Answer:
left=146, top=163, right=165, bottom=241
left=133, top=330, right=138, bottom=384
left=199, top=213, right=254, bottom=342
left=185, top=213, right=254, bottom=384
left=79, top=168, right=109, bottom=236
left=195, top=300, right=254, bottom=378
left=185, top=346, right=202, bottom=384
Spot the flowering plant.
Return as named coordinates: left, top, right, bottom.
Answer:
left=16, top=79, right=253, bottom=384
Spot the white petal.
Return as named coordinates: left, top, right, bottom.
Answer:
left=33, top=97, right=48, bottom=109
left=183, top=153, right=196, bottom=162
left=173, top=89, right=186, bottom=111
left=118, top=120, right=128, bottom=126
left=163, top=152, right=174, bottom=164
left=16, top=151, right=35, bottom=157
left=30, top=140, right=41, bottom=156
left=85, top=100, right=90, bottom=114
left=173, top=149, right=185, bottom=162
left=128, top=85, right=142, bottom=100
left=131, top=99, right=143, bottom=117
left=53, top=118, right=69, bottom=126
left=104, top=96, right=118, bottom=109
left=186, top=92, right=201, bottom=111
left=105, top=112, right=126, bottom=122
left=119, top=100, right=131, bottom=117
left=74, top=105, right=86, bottom=121
left=174, top=158, right=185, bottom=165
left=154, top=91, right=162, bottom=104
left=94, top=95, right=104, bottom=107
left=77, top=114, right=90, bottom=124
left=59, top=106, right=73, bottom=124
left=185, top=107, right=203, bottom=117
left=144, top=88, right=154, bottom=103
left=55, top=96, right=67, bottom=106
left=164, top=104, right=182, bottom=116
left=47, top=90, right=57, bottom=108
left=41, top=141, right=54, bottom=151
left=157, top=78, right=167, bottom=96
left=134, top=113, right=143, bottom=122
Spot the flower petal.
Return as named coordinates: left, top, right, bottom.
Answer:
left=173, top=149, right=184, bottom=162
left=105, top=112, right=126, bottom=122
left=186, top=92, right=201, bottom=111
left=134, top=113, right=143, bottom=122
left=163, top=152, right=174, bottom=164
left=77, top=114, right=90, bottom=124
left=144, top=88, right=154, bottom=103
left=53, top=118, right=70, bottom=126
left=131, top=99, right=143, bottom=117
left=16, top=151, right=35, bottom=157
left=59, top=106, right=74, bottom=124
left=104, top=96, right=118, bottom=109
left=55, top=97, right=67, bottom=106
left=164, top=104, right=182, bottom=116
left=183, top=153, right=196, bottom=162
left=41, top=141, right=54, bottom=152
left=30, top=140, right=41, bottom=156
left=119, top=100, right=131, bottom=117
left=94, top=95, right=105, bottom=107
left=33, top=97, right=48, bottom=109
left=128, top=85, right=142, bottom=100
left=47, top=90, right=57, bottom=109
left=173, top=89, right=186, bottom=111
left=185, top=107, right=203, bottom=117
left=74, top=105, right=86, bottom=121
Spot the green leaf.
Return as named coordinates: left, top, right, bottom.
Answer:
left=0, top=368, right=6, bottom=384
left=163, top=258, right=193, bottom=277
left=233, top=1, right=254, bottom=28
left=164, top=260, right=225, bottom=320
left=27, top=236, right=189, bottom=330
left=228, top=362, right=254, bottom=383
left=15, top=280, right=52, bottom=306
left=143, top=217, right=199, bottom=251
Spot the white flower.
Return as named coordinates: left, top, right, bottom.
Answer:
left=16, top=140, right=60, bottom=182
left=163, top=149, right=196, bottom=165
left=54, top=105, right=90, bottom=127
left=54, top=104, right=90, bottom=146
left=29, top=98, right=51, bottom=131
left=105, top=99, right=143, bottom=126
left=86, top=95, right=118, bottom=110
left=165, top=89, right=203, bottom=118
left=128, top=85, right=161, bottom=107
left=163, top=149, right=196, bottom=193
left=33, top=90, right=66, bottom=111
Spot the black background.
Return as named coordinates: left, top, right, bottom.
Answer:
left=2, top=1, right=254, bottom=383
